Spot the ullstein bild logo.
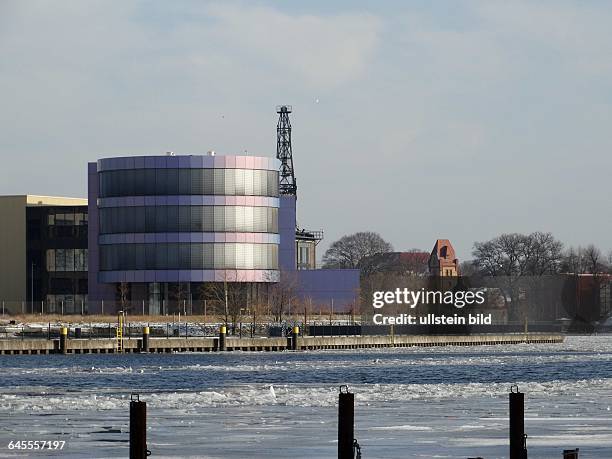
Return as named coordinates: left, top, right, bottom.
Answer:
left=371, top=288, right=491, bottom=325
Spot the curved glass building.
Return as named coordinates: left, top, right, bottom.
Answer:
left=88, top=154, right=280, bottom=313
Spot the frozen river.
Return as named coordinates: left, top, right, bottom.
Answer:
left=0, top=335, right=611, bottom=458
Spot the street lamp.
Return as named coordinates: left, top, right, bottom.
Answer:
left=31, top=262, right=35, bottom=314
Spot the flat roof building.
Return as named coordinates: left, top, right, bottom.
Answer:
left=0, top=195, right=88, bottom=314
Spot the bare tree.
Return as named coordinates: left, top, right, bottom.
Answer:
left=472, top=232, right=564, bottom=322
left=584, top=244, right=604, bottom=274
left=200, top=271, right=248, bottom=335
left=561, top=245, right=607, bottom=274
left=268, top=271, right=298, bottom=322
left=322, top=232, right=393, bottom=269
left=116, top=282, right=130, bottom=314
left=473, top=232, right=563, bottom=277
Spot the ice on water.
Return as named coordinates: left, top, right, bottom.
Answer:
left=0, top=336, right=611, bottom=458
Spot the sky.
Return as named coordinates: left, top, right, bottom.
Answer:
left=0, top=0, right=611, bottom=261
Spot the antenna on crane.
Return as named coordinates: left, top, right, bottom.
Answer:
left=276, top=105, right=297, bottom=196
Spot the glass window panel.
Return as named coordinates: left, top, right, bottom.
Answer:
left=65, top=249, right=74, bottom=271
left=224, top=169, right=235, bottom=195
left=190, top=206, right=203, bottom=231
left=133, top=169, right=145, bottom=196
left=46, top=249, right=55, bottom=272
left=190, top=243, right=203, bottom=270
left=178, top=206, right=190, bottom=232
left=213, top=244, right=224, bottom=269
left=244, top=169, right=254, bottom=195
left=179, top=244, right=190, bottom=269
left=202, top=169, right=214, bottom=194
left=191, top=169, right=203, bottom=195
left=235, top=169, right=245, bottom=195
left=167, top=243, right=179, bottom=269
left=155, top=206, right=168, bottom=232
left=166, top=169, right=179, bottom=195
left=213, top=206, right=225, bottom=232
left=145, top=206, right=155, bottom=232
left=235, top=206, right=245, bottom=232
left=202, top=206, right=213, bottom=231
left=123, top=170, right=135, bottom=196
left=134, top=244, right=146, bottom=270
left=132, top=207, right=145, bottom=232
left=268, top=171, right=278, bottom=197
left=244, top=206, right=254, bottom=232
left=271, top=208, right=278, bottom=233
left=178, top=169, right=191, bottom=195
left=48, top=214, right=55, bottom=225
left=253, top=170, right=262, bottom=196
left=155, top=168, right=168, bottom=195
left=213, top=169, right=225, bottom=195
left=56, top=249, right=66, bottom=272
left=202, top=243, right=214, bottom=269
left=145, top=244, right=156, bottom=269
left=156, top=243, right=167, bottom=270
left=125, top=206, right=135, bottom=234
left=224, top=206, right=235, bottom=232
left=144, top=169, right=156, bottom=195
left=167, top=206, right=179, bottom=232
left=224, top=243, right=235, bottom=269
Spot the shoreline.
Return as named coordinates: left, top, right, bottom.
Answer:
left=0, top=333, right=563, bottom=355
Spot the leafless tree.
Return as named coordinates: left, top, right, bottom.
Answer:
left=268, top=271, right=298, bottom=322
left=584, top=244, right=604, bottom=274
left=200, top=271, right=248, bottom=335
left=472, top=232, right=563, bottom=322
left=116, top=282, right=130, bottom=314
left=322, top=231, right=393, bottom=269
left=561, top=245, right=607, bottom=274
left=473, top=232, right=563, bottom=277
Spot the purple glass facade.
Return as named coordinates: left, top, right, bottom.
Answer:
left=88, top=155, right=281, bottom=313
left=88, top=154, right=359, bottom=313
left=278, top=196, right=359, bottom=312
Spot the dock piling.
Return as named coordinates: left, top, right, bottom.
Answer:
left=59, top=327, right=68, bottom=354
left=338, top=385, right=355, bottom=459
left=219, top=325, right=226, bottom=351
left=509, top=385, right=528, bottom=459
left=142, top=326, right=150, bottom=352
left=292, top=326, right=300, bottom=351
left=129, top=394, right=149, bottom=459
left=563, top=449, right=579, bottom=459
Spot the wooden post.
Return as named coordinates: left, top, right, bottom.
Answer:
left=218, top=325, right=226, bottom=351
left=142, top=326, right=149, bottom=352
left=129, top=394, right=148, bottom=459
left=338, top=385, right=354, bottom=459
left=59, top=327, right=68, bottom=354
left=563, top=449, right=579, bottom=459
left=509, top=385, right=527, bottom=459
left=292, top=326, right=299, bottom=351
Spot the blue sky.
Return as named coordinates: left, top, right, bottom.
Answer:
left=1, top=1, right=611, bottom=260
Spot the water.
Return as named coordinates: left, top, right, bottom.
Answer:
left=0, top=336, right=611, bottom=458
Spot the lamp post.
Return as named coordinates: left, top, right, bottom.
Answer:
left=31, top=262, right=35, bottom=314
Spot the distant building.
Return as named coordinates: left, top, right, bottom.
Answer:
left=0, top=195, right=88, bottom=313
left=429, top=239, right=459, bottom=277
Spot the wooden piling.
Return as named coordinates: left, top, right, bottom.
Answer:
left=338, top=385, right=354, bottom=459
left=129, top=394, right=148, bottom=459
left=509, top=385, right=527, bottom=459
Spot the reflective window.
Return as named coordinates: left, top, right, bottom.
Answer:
left=46, top=249, right=88, bottom=272
left=99, top=206, right=278, bottom=234
left=99, top=243, right=278, bottom=271
left=99, top=168, right=279, bottom=197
